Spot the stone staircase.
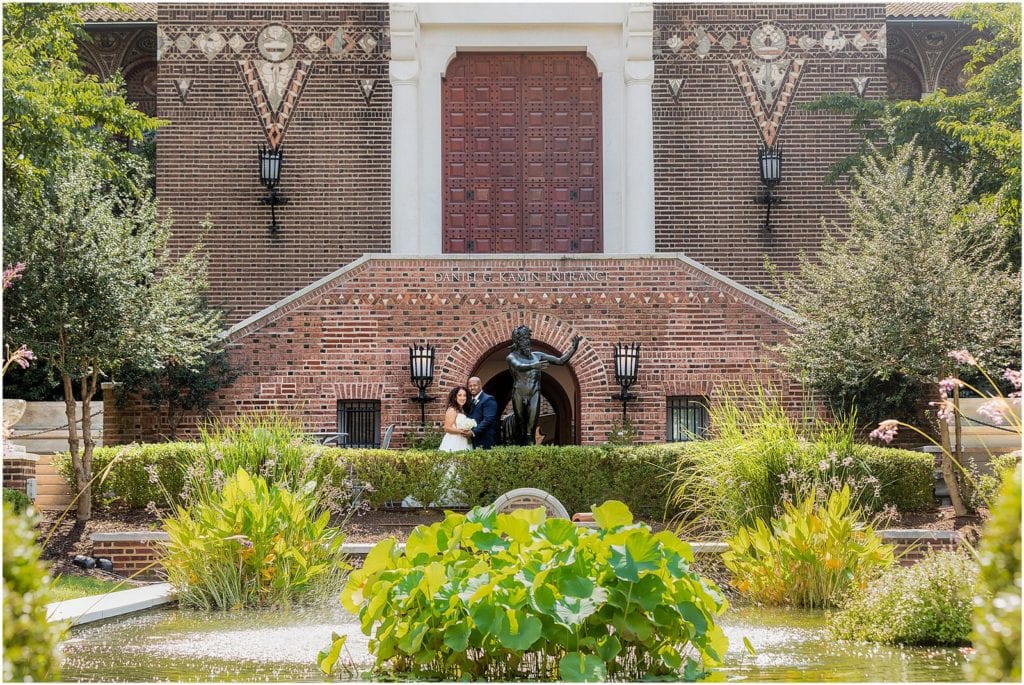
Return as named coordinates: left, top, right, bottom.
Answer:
left=34, top=453, right=74, bottom=511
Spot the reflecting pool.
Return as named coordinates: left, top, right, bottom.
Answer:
left=60, top=605, right=969, bottom=682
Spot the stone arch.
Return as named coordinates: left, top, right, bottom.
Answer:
left=437, top=309, right=608, bottom=410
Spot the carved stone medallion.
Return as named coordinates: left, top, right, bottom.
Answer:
left=257, top=24, right=294, bottom=62
left=750, top=23, right=786, bottom=60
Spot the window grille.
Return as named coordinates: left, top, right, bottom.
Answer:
left=666, top=396, right=709, bottom=442
left=337, top=400, right=381, bottom=448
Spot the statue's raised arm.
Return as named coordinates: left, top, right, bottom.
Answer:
left=536, top=334, right=582, bottom=366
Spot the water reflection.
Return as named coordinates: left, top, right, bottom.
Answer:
left=719, top=607, right=969, bottom=682
left=60, top=605, right=968, bottom=682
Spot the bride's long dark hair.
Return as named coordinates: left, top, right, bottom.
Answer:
left=446, top=385, right=469, bottom=411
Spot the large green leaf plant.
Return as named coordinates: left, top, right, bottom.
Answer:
left=326, top=501, right=728, bottom=681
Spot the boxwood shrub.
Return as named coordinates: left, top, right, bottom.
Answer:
left=56, top=441, right=935, bottom=518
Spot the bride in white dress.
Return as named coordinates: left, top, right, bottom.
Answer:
left=439, top=386, right=475, bottom=452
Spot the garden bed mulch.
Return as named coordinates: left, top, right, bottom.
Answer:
left=38, top=504, right=978, bottom=585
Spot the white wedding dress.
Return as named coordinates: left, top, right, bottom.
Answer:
left=438, top=412, right=473, bottom=452
left=403, top=412, right=471, bottom=508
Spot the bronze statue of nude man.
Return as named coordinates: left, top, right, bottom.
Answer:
left=506, top=325, right=582, bottom=446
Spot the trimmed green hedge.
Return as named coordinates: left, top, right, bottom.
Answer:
left=55, top=441, right=935, bottom=518
left=855, top=444, right=937, bottom=513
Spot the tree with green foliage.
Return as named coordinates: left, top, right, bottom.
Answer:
left=779, top=144, right=1020, bottom=426
left=2, top=3, right=162, bottom=210
left=3, top=504, right=63, bottom=681
left=806, top=3, right=1021, bottom=266
left=3, top=159, right=224, bottom=521
left=115, top=350, right=243, bottom=440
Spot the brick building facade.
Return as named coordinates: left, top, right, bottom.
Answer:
left=85, top=3, right=975, bottom=447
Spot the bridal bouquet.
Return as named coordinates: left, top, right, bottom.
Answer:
left=455, top=415, right=477, bottom=431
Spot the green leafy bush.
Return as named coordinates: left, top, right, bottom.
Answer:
left=829, top=550, right=978, bottom=645
left=967, top=452, right=1020, bottom=512
left=58, top=441, right=934, bottom=522
left=330, top=501, right=728, bottom=681
left=454, top=444, right=688, bottom=517
left=723, top=487, right=894, bottom=608
left=969, top=464, right=1021, bottom=681
left=3, top=503, right=63, bottom=681
left=3, top=487, right=30, bottom=514
left=162, top=468, right=347, bottom=609
left=54, top=442, right=200, bottom=509
left=855, top=444, right=936, bottom=512
left=671, top=385, right=934, bottom=534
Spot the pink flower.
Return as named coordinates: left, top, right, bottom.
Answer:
left=947, top=349, right=977, bottom=365
left=2, top=263, right=25, bottom=290
left=8, top=345, right=34, bottom=369
left=977, top=400, right=1007, bottom=426
left=869, top=420, right=899, bottom=444
left=930, top=399, right=956, bottom=424
left=1002, top=368, right=1021, bottom=391
left=938, top=377, right=963, bottom=398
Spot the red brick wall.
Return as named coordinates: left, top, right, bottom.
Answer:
left=105, top=256, right=808, bottom=446
left=2, top=458, right=36, bottom=493
left=653, top=3, right=887, bottom=294
left=156, top=3, right=391, bottom=323
left=92, top=538, right=166, bottom=580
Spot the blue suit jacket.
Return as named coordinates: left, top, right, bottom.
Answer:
left=468, top=392, right=498, bottom=449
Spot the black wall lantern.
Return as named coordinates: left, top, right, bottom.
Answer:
left=754, top=143, right=783, bottom=231
left=612, top=342, right=641, bottom=421
left=258, top=145, right=289, bottom=234
left=409, top=344, right=436, bottom=426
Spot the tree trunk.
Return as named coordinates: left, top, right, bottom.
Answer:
left=62, top=372, right=90, bottom=521
left=80, top=371, right=97, bottom=521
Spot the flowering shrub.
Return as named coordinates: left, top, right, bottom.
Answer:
left=327, top=501, right=728, bottom=681
left=162, top=468, right=347, bottom=609
left=723, top=486, right=894, bottom=609
left=672, top=385, right=913, bottom=535
left=969, top=464, right=1021, bottom=681
left=3, top=503, right=63, bottom=681
left=829, top=550, right=978, bottom=646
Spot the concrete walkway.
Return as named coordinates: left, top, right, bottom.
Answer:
left=47, top=583, right=174, bottom=626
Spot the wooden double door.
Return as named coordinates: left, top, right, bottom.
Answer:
left=442, top=52, right=602, bottom=254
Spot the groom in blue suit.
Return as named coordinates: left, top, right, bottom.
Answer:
left=467, top=376, right=498, bottom=449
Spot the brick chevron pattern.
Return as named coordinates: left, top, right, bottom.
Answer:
left=237, top=58, right=312, bottom=148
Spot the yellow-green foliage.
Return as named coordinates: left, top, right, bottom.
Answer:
left=3, top=504, right=63, bottom=681
left=829, top=550, right=978, bottom=645
left=969, top=464, right=1021, bottom=681
left=723, top=487, right=894, bottom=608
left=331, top=502, right=728, bottom=681
left=162, top=468, right=347, bottom=610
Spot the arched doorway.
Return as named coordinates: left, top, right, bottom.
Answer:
left=471, top=341, right=580, bottom=445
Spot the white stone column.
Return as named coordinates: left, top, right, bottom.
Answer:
left=389, top=5, right=421, bottom=255
left=623, top=3, right=655, bottom=253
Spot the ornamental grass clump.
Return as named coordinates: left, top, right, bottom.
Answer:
left=829, top=550, right=979, bottom=646
left=723, top=486, right=894, bottom=609
left=671, top=384, right=889, bottom=535
left=324, top=501, right=729, bottom=682
left=163, top=468, right=347, bottom=610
